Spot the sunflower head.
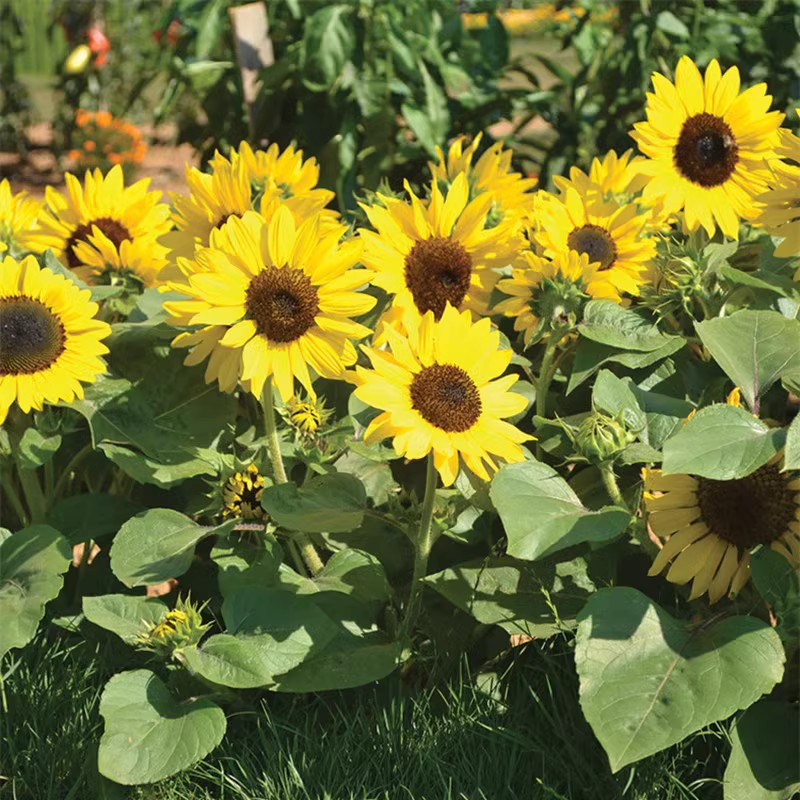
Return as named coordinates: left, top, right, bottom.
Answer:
left=136, top=596, right=210, bottom=657
left=222, top=463, right=266, bottom=520
left=0, top=180, right=46, bottom=258
left=354, top=304, right=532, bottom=486
left=631, top=56, right=784, bottom=238
left=643, top=458, right=800, bottom=603
left=0, top=254, right=111, bottom=424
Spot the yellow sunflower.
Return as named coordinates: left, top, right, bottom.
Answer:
left=430, top=133, right=536, bottom=228
left=0, top=254, right=111, bottom=424
left=222, top=464, right=266, bottom=521
left=757, top=114, right=800, bottom=259
left=533, top=186, right=656, bottom=297
left=643, top=459, right=800, bottom=603
left=165, top=207, right=375, bottom=401
left=631, top=56, right=784, bottom=239
left=223, top=141, right=337, bottom=221
left=34, top=165, right=172, bottom=286
left=0, top=180, right=47, bottom=257
left=354, top=304, right=532, bottom=486
left=495, top=250, right=620, bottom=345
left=359, top=173, right=525, bottom=336
left=553, top=149, right=648, bottom=202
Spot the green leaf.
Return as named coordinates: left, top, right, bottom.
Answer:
left=334, top=449, right=397, bottom=507
left=99, top=443, right=220, bottom=488
left=0, top=525, right=71, bottom=658
left=262, top=473, right=366, bottom=533
left=314, top=549, right=391, bottom=611
left=401, top=59, right=450, bottom=155
left=695, top=311, right=800, bottom=410
left=301, top=5, right=355, bottom=91
left=426, top=555, right=595, bottom=637
left=97, top=669, right=226, bottom=785
left=83, top=594, right=168, bottom=643
left=782, top=413, right=800, bottom=470
left=490, top=461, right=631, bottom=561
left=579, top=301, right=682, bottom=352
left=656, top=10, right=690, bottom=38
left=575, top=587, right=785, bottom=772
left=182, top=634, right=279, bottom=689
left=211, top=533, right=283, bottom=598
left=17, top=427, right=61, bottom=469
left=47, top=493, right=143, bottom=545
left=662, top=404, right=784, bottom=479
left=750, top=547, right=800, bottom=644
left=592, top=370, right=647, bottom=434
left=110, top=509, right=236, bottom=588
left=724, top=700, right=800, bottom=800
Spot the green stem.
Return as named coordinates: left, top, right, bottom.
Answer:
left=8, top=411, right=47, bottom=523
left=52, top=443, right=93, bottom=501
left=1, top=467, right=29, bottom=527
left=260, top=377, right=323, bottom=576
left=534, top=334, right=562, bottom=460
left=400, top=453, right=438, bottom=641
left=599, top=462, right=629, bottom=511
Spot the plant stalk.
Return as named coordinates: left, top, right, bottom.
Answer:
left=400, top=453, right=438, bottom=641
left=260, top=377, right=323, bottom=576
left=8, top=411, right=48, bottom=523
left=599, top=462, right=629, bottom=511
left=535, top=333, right=562, bottom=459
left=0, top=467, right=29, bottom=527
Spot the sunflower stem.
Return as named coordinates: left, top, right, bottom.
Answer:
left=400, top=453, right=438, bottom=642
left=260, top=377, right=324, bottom=577
left=1, top=466, right=29, bottom=527
left=7, top=410, right=48, bottom=524
left=534, top=334, right=562, bottom=459
left=52, top=443, right=93, bottom=501
left=599, top=462, right=629, bottom=511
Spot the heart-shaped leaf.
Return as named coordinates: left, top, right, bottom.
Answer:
left=490, top=461, right=630, bottom=561
left=0, top=525, right=71, bottom=658
left=83, top=594, right=168, bottom=643
left=98, top=669, right=226, bottom=785
left=575, top=587, right=785, bottom=772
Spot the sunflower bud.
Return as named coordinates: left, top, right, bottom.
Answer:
left=535, top=276, right=588, bottom=332
left=136, top=596, right=209, bottom=658
left=575, top=411, right=634, bottom=464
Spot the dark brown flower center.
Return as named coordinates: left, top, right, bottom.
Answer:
left=404, top=237, right=472, bottom=319
left=0, top=297, right=66, bottom=375
left=697, top=463, right=795, bottom=547
left=245, top=268, right=319, bottom=343
left=213, top=212, right=242, bottom=231
left=65, top=216, right=132, bottom=269
left=410, top=363, right=481, bottom=432
left=673, top=112, right=739, bottom=187
left=567, top=224, right=617, bottom=270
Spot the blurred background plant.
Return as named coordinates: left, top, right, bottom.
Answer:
left=66, top=109, right=147, bottom=178
left=0, top=1, right=32, bottom=155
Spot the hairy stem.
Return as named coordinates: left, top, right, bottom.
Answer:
left=535, top=334, right=562, bottom=459
left=599, top=462, right=629, bottom=511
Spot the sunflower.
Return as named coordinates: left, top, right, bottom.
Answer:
left=756, top=115, right=800, bottom=259
left=223, top=141, right=337, bottom=221
left=430, top=134, right=536, bottom=228
left=631, top=56, right=784, bottom=239
left=359, top=173, right=525, bottom=337
left=354, top=304, right=532, bottom=486
left=553, top=149, right=648, bottom=203
left=495, top=250, right=620, bottom=345
left=222, top=464, right=266, bottom=520
left=0, top=180, right=47, bottom=257
left=533, top=186, right=656, bottom=298
left=643, top=458, right=800, bottom=603
left=165, top=208, right=375, bottom=401
left=34, top=165, right=172, bottom=286
left=0, top=254, right=111, bottom=424
left=159, top=155, right=253, bottom=277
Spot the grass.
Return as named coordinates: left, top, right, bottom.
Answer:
left=1, top=627, right=728, bottom=800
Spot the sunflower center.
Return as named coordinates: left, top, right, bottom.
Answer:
left=410, top=363, right=482, bottom=433
left=213, top=212, right=242, bottom=231
left=673, top=112, right=739, bottom=187
left=404, top=237, right=472, bottom=319
left=66, top=216, right=132, bottom=269
left=0, top=297, right=66, bottom=375
left=567, top=224, right=617, bottom=270
left=697, top=463, right=795, bottom=547
left=245, top=268, right=319, bottom=343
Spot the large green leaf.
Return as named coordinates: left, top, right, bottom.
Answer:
left=110, top=509, right=236, bottom=587
left=211, top=532, right=283, bottom=598
left=578, top=301, right=683, bottom=352
left=97, top=669, right=226, bottom=785
left=490, top=461, right=631, bottom=561
left=261, top=473, right=366, bottom=533
left=750, top=547, right=800, bottom=644
left=17, top=427, right=61, bottom=469
left=83, top=594, right=168, bottom=643
left=182, top=634, right=280, bottom=689
left=695, top=310, right=800, bottom=410
left=0, top=525, right=71, bottom=658
left=591, top=370, right=647, bottom=435
left=661, top=404, right=784, bottom=479
left=301, top=5, right=355, bottom=91
left=426, top=555, right=594, bottom=637
left=99, top=443, right=221, bottom=489
left=782, top=412, right=800, bottom=470
left=47, top=493, right=143, bottom=545
left=723, top=700, right=800, bottom=800
left=575, top=587, right=785, bottom=772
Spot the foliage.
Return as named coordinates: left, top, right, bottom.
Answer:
left=0, top=0, right=31, bottom=153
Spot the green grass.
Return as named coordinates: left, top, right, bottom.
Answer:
left=1, top=629, right=728, bottom=800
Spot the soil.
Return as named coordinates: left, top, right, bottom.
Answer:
left=0, top=122, right=196, bottom=201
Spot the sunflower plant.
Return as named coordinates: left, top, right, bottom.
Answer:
left=0, top=56, right=799, bottom=798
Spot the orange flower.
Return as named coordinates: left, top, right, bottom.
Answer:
left=83, top=140, right=96, bottom=152
left=95, top=111, right=112, bottom=127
